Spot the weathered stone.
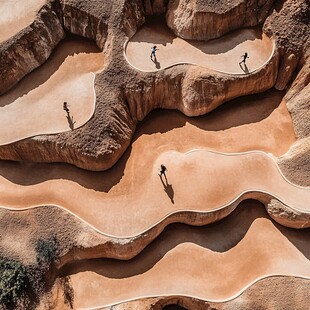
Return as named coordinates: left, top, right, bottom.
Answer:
left=0, top=0, right=65, bottom=95
left=166, top=0, right=275, bottom=41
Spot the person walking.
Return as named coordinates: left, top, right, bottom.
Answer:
left=63, top=101, right=70, bottom=113
left=150, top=45, right=158, bottom=60
left=239, top=52, right=249, bottom=65
left=159, top=164, right=167, bottom=177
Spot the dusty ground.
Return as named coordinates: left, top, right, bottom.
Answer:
left=0, top=0, right=309, bottom=309
left=126, top=22, right=273, bottom=73
left=0, top=35, right=104, bottom=145
left=58, top=201, right=310, bottom=308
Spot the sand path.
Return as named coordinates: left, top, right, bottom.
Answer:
left=0, top=0, right=46, bottom=43
left=0, top=90, right=299, bottom=236
left=62, top=203, right=310, bottom=308
left=0, top=36, right=104, bottom=145
left=0, top=149, right=309, bottom=237
left=125, top=22, right=273, bottom=73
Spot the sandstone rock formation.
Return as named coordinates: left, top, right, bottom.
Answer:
left=166, top=0, right=275, bottom=41
left=0, top=0, right=308, bottom=173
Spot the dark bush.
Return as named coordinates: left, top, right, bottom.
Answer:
left=35, top=235, right=59, bottom=265
left=0, top=258, right=28, bottom=306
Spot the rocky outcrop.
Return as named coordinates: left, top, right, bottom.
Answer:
left=0, top=0, right=308, bottom=173
left=277, top=138, right=310, bottom=187
left=0, top=0, right=65, bottom=95
left=266, top=198, right=310, bottom=228
left=125, top=49, right=278, bottom=121
left=166, top=0, right=274, bottom=41
left=263, top=0, right=310, bottom=90
left=60, top=0, right=110, bottom=49
left=276, top=54, right=310, bottom=187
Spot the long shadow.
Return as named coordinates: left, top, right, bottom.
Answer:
left=59, top=200, right=310, bottom=279
left=131, top=16, right=174, bottom=46
left=239, top=62, right=250, bottom=74
left=131, top=18, right=262, bottom=55
left=0, top=144, right=132, bottom=192
left=187, top=27, right=263, bottom=55
left=159, top=173, right=174, bottom=204
left=135, top=89, right=285, bottom=136
left=151, top=57, right=161, bottom=69
left=66, top=111, right=76, bottom=130
left=0, top=89, right=284, bottom=191
left=0, top=34, right=100, bottom=108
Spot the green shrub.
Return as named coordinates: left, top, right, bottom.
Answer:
left=35, top=235, right=59, bottom=265
left=0, top=258, right=28, bottom=306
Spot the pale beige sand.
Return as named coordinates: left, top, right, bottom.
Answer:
left=0, top=0, right=46, bottom=42
left=61, top=203, right=310, bottom=308
left=0, top=36, right=104, bottom=145
left=0, top=90, right=298, bottom=237
left=1, top=149, right=309, bottom=237
left=125, top=22, right=273, bottom=73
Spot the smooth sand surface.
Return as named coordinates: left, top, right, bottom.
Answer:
left=125, top=22, right=273, bottom=73
left=1, top=149, right=309, bottom=237
left=61, top=203, right=310, bottom=308
left=0, top=89, right=298, bottom=237
left=0, top=0, right=46, bottom=42
left=0, top=36, right=104, bottom=145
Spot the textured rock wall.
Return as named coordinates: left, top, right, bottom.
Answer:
left=0, top=0, right=65, bottom=95
left=166, top=0, right=274, bottom=41
left=60, top=0, right=110, bottom=49
left=277, top=54, right=310, bottom=186
left=263, top=0, right=310, bottom=90
left=142, top=0, right=169, bottom=16
left=125, top=49, right=278, bottom=121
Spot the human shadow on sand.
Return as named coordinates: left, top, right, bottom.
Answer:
left=239, top=62, right=250, bottom=74
left=0, top=89, right=284, bottom=193
left=159, top=173, right=174, bottom=204
left=151, top=57, right=161, bottom=69
left=0, top=34, right=100, bottom=108
left=66, top=111, right=76, bottom=130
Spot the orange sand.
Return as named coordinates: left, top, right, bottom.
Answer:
left=62, top=203, right=310, bottom=308
left=0, top=36, right=104, bottom=145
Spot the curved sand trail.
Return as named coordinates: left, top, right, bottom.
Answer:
left=60, top=204, right=310, bottom=309
left=0, top=36, right=104, bottom=145
left=0, top=0, right=46, bottom=43
left=125, top=22, right=273, bottom=73
left=0, top=149, right=309, bottom=237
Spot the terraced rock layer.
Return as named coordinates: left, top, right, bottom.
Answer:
left=166, top=0, right=275, bottom=41
left=0, top=0, right=308, bottom=172
left=57, top=202, right=310, bottom=309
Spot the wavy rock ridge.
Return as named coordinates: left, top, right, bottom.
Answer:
left=0, top=0, right=309, bottom=309
left=0, top=0, right=308, bottom=172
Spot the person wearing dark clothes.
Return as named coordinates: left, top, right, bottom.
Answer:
left=150, top=45, right=158, bottom=60
left=63, top=101, right=69, bottom=113
left=159, top=164, right=167, bottom=177
left=239, top=52, right=249, bottom=64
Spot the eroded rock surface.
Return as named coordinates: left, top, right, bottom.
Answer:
left=0, top=0, right=308, bottom=176
left=166, top=0, right=275, bottom=41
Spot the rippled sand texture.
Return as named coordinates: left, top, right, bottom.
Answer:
left=0, top=36, right=104, bottom=145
